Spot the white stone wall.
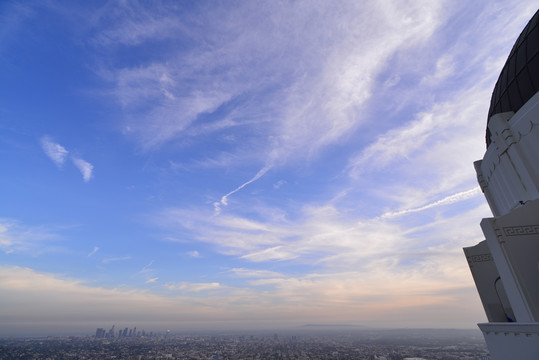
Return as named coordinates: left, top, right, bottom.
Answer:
left=477, top=93, right=539, bottom=217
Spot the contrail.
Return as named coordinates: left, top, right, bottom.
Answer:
left=214, top=164, right=272, bottom=214
left=381, top=186, right=481, bottom=219
left=87, top=246, right=99, bottom=257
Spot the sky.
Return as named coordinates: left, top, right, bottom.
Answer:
left=0, top=0, right=537, bottom=336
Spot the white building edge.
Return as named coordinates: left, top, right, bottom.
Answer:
left=463, top=9, right=539, bottom=359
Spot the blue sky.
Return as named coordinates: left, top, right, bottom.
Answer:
left=0, top=1, right=537, bottom=335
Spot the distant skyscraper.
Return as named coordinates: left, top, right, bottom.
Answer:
left=464, top=9, right=539, bottom=360
left=95, top=328, right=106, bottom=338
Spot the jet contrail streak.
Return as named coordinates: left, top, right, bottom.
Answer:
left=381, top=186, right=481, bottom=218
left=214, top=165, right=272, bottom=214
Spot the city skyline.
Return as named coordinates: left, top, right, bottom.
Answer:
left=1, top=1, right=537, bottom=336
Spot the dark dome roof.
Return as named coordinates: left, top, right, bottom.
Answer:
left=487, top=9, right=539, bottom=147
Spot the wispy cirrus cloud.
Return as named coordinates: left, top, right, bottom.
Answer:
left=159, top=189, right=486, bottom=268
left=40, top=136, right=94, bottom=182
left=187, top=250, right=201, bottom=258
left=140, top=260, right=154, bottom=273
left=87, top=246, right=99, bottom=257
left=102, top=256, right=131, bottom=264
left=343, top=3, right=536, bottom=202
left=341, top=79, right=491, bottom=220
left=346, top=86, right=489, bottom=180
left=148, top=198, right=489, bottom=327
left=380, top=187, right=482, bottom=219
left=230, top=268, right=285, bottom=279
left=165, top=281, right=222, bottom=292
left=0, top=218, right=57, bottom=255
left=71, top=157, right=94, bottom=182
left=41, top=136, right=68, bottom=167
left=137, top=260, right=159, bottom=284
left=147, top=199, right=489, bottom=330
left=85, top=1, right=447, bottom=208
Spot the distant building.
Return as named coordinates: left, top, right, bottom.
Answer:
left=95, top=328, right=106, bottom=338
left=464, top=9, right=539, bottom=360
left=108, top=325, right=115, bottom=338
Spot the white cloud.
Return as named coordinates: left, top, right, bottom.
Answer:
left=273, top=180, right=286, bottom=189
left=348, top=112, right=440, bottom=175
left=71, top=157, right=94, bottom=182
left=90, top=2, right=444, bottom=163
left=87, top=246, right=99, bottom=257
left=40, top=136, right=94, bottom=182
left=93, top=10, right=187, bottom=47
left=241, top=246, right=298, bottom=262
left=41, top=136, right=68, bottom=167
left=102, top=256, right=131, bottom=264
left=214, top=165, right=271, bottom=214
left=165, top=282, right=222, bottom=292
left=159, top=193, right=487, bottom=271
left=344, top=4, right=538, bottom=192
left=342, top=78, right=492, bottom=220
left=138, top=261, right=158, bottom=284
left=0, top=265, right=484, bottom=334
left=380, top=187, right=482, bottom=218
left=187, top=250, right=201, bottom=258
left=86, top=1, right=452, bottom=211
left=140, top=260, right=154, bottom=273
left=230, top=268, right=285, bottom=279
left=0, top=219, right=57, bottom=255
left=0, top=266, right=231, bottom=335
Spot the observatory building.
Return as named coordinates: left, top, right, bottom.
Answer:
left=463, top=9, right=539, bottom=360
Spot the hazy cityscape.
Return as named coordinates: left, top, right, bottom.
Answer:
left=0, top=327, right=489, bottom=360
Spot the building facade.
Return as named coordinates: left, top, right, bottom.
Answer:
left=464, top=9, right=539, bottom=360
